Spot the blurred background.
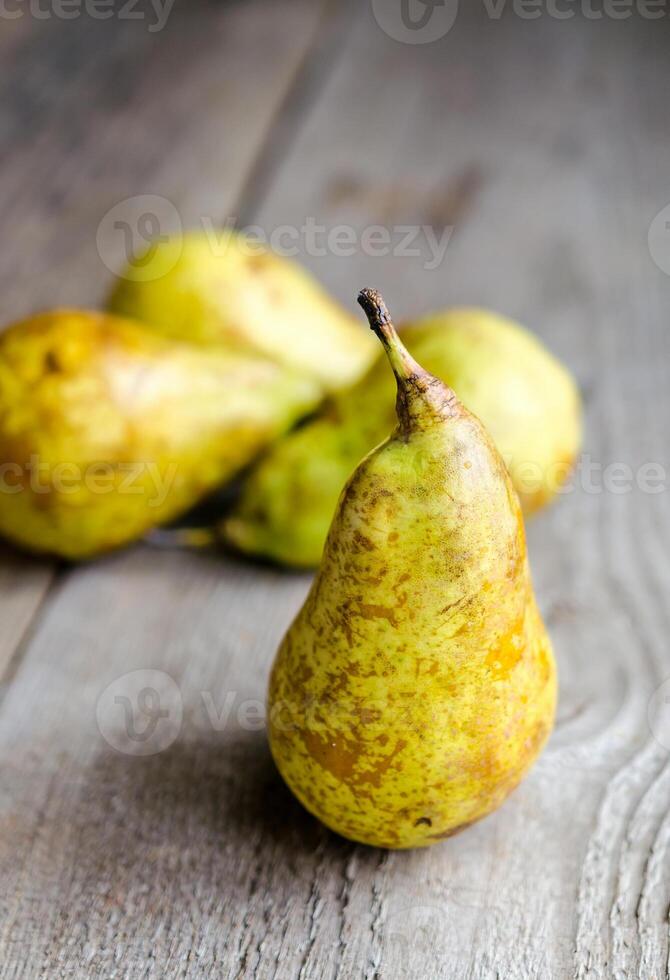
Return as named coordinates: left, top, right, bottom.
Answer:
left=1, top=2, right=669, bottom=977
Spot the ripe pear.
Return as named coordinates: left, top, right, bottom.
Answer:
left=268, top=289, right=556, bottom=849
left=225, top=307, right=582, bottom=567
left=0, top=309, right=321, bottom=559
left=108, top=230, right=377, bottom=392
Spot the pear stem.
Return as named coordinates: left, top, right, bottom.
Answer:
left=358, top=288, right=460, bottom=435
left=357, top=288, right=424, bottom=384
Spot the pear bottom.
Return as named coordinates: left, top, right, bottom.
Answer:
left=268, top=621, right=556, bottom=850
left=270, top=660, right=556, bottom=849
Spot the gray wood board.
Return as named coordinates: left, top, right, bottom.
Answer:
left=1, top=4, right=669, bottom=978
left=0, top=0, right=329, bottom=673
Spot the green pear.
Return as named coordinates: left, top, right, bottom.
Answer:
left=268, top=290, right=556, bottom=849
left=0, top=309, right=320, bottom=559
left=225, top=307, right=582, bottom=567
left=108, top=230, right=377, bottom=392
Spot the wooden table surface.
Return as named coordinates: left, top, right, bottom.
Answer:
left=1, top=2, right=669, bottom=977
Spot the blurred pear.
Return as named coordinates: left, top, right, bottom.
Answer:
left=108, top=230, right=377, bottom=392
left=0, top=309, right=320, bottom=559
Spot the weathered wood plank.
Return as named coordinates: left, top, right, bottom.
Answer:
left=0, top=5, right=668, bottom=979
left=0, top=0, right=332, bottom=318
left=0, top=0, right=330, bottom=682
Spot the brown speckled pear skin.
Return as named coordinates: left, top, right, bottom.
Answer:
left=267, top=290, right=556, bottom=850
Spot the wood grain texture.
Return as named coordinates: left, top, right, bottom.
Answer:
left=0, top=0, right=330, bottom=671
left=0, top=548, right=55, bottom=682
left=0, top=4, right=669, bottom=978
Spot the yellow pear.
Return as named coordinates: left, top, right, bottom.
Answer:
left=108, top=230, right=377, bottom=392
left=0, top=309, right=320, bottom=559
left=225, top=307, right=581, bottom=567
left=268, top=290, right=556, bottom=849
